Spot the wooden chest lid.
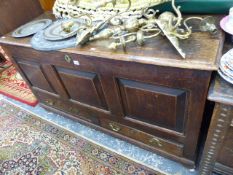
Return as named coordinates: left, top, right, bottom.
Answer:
left=0, top=12, right=225, bottom=71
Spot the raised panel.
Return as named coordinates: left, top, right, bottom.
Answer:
left=17, top=61, right=54, bottom=93
left=118, top=79, right=187, bottom=132
left=56, top=67, right=108, bottom=110
left=41, top=65, right=69, bottom=99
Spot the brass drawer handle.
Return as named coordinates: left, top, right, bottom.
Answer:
left=109, top=123, right=121, bottom=132
left=149, top=138, right=162, bottom=147
left=64, top=55, right=72, bottom=63
left=45, top=99, right=54, bottom=106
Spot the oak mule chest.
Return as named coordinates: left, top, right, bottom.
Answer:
left=0, top=13, right=224, bottom=168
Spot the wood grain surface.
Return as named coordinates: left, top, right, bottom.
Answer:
left=0, top=13, right=224, bottom=71
left=0, top=0, right=43, bottom=36
left=0, top=12, right=225, bottom=168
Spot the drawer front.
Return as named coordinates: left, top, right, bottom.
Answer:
left=34, top=90, right=100, bottom=125
left=100, top=119, right=184, bottom=157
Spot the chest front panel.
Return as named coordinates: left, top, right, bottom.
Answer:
left=6, top=45, right=211, bottom=167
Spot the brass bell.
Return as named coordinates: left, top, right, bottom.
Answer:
left=199, top=16, right=218, bottom=35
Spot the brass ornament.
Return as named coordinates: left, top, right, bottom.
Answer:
left=61, top=21, right=75, bottom=33
left=58, top=0, right=218, bottom=59
left=200, top=16, right=218, bottom=35
left=53, top=0, right=171, bottom=20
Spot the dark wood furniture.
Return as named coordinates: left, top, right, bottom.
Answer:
left=0, top=51, right=6, bottom=73
left=0, top=0, right=43, bottom=36
left=0, top=13, right=224, bottom=168
left=0, top=52, right=5, bottom=63
left=0, top=0, right=43, bottom=72
left=199, top=75, right=233, bottom=175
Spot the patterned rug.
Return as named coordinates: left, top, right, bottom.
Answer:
left=0, top=46, right=37, bottom=106
left=0, top=46, right=12, bottom=72
left=0, top=99, right=164, bottom=175
left=0, top=66, right=38, bottom=106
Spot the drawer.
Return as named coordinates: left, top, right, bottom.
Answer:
left=100, top=119, right=184, bottom=157
left=34, top=90, right=100, bottom=125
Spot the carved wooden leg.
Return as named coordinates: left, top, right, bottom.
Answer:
left=199, top=104, right=233, bottom=175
